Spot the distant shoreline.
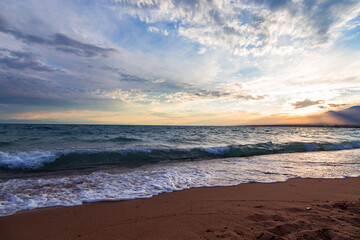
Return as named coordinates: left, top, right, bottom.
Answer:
left=0, top=122, right=359, bottom=128
left=238, top=124, right=360, bottom=128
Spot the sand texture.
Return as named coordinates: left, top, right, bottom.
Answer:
left=1, top=177, right=360, bottom=240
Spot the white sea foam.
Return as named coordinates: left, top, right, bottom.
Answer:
left=0, top=151, right=59, bottom=169
left=201, top=146, right=230, bottom=154
left=1, top=149, right=359, bottom=217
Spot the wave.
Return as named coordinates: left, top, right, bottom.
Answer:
left=0, top=141, right=12, bottom=147
left=111, top=136, right=139, bottom=142
left=1, top=148, right=360, bottom=217
left=82, top=136, right=140, bottom=143
left=1, top=140, right=360, bottom=171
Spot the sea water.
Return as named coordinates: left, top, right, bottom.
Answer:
left=0, top=124, right=359, bottom=216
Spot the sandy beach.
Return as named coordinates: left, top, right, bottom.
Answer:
left=0, top=177, right=359, bottom=240
left=2, top=0, right=360, bottom=239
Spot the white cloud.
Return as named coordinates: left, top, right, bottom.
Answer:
left=147, top=26, right=160, bottom=33
left=147, top=26, right=169, bottom=35
left=152, top=78, right=165, bottom=83
left=1, top=0, right=360, bottom=124
left=111, top=0, right=360, bottom=56
left=91, top=88, right=150, bottom=104
left=197, top=47, right=207, bottom=55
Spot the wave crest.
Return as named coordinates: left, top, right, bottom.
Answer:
left=1, top=140, right=360, bottom=171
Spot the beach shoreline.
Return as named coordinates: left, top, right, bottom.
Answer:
left=1, top=177, right=359, bottom=240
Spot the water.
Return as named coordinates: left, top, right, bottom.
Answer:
left=0, top=124, right=360, bottom=216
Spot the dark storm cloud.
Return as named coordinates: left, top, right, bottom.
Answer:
left=0, top=15, right=115, bottom=58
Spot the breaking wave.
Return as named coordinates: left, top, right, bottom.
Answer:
left=1, top=140, right=359, bottom=171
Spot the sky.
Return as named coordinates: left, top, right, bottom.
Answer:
left=0, top=0, right=359, bottom=125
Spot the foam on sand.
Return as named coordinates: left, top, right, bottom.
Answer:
left=1, top=149, right=359, bottom=216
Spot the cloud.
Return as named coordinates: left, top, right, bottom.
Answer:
left=193, top=89, right=265, bottom=101
left=100, top=66, right=149, bottom=83
left=0, top=72, right=64, bottom=106
left=251, top=0, right=290, bottom=11
left=197, top=47, right=207, bottom=55
left=0, top=70, right=126, bottom=112
left=318, top=103, right=349, bottom=110
left=91, top=88, right=150, bottom=104
left=328, top=103, right=349, bottom=108
left=0, top=1, right=359, bottom=125
left=117, top=72, right=148, bottom=83
left=0, top=16, right=115, bottom=58
left=249, top=105, right=360, bottom=125
left=89, top=83, right=266, bottom=105
left=152, top=78, right=165, bottom=83
left=111, top=0, right=360, bottom=56
left=0, top=49, right=54, bottom=72
left=52, top=33, right=115, bottom=57
left=162, top=86, right=267, bottom=103
left=292, top=99, right=325, bottom=109
left=147, top=26, right=169, bottom=35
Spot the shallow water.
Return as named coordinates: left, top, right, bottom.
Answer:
left=0, top=124, right=359, bottom=216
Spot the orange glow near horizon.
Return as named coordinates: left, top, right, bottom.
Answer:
left=6, top=104, right=355, bottom=126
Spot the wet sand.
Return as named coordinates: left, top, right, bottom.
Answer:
left=1, top=177, right=360, bottom=240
